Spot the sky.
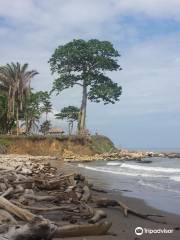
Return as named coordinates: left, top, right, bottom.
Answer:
left=0, top=0, right=180, bottom=149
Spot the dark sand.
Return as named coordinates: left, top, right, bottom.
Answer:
left=58, top=191, right=180, bottom=240
left=51, top=162, right=180, bottom=240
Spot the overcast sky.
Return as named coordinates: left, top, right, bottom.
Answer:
left=0, top=0, right=180, bottom=149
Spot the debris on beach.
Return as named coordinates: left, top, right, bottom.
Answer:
left=0, top=155, right=165, bottom=239
left=0, top=155, right=111, bottom=239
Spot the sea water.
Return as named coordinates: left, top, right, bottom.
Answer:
left=77, top=157, right=180, bottom=214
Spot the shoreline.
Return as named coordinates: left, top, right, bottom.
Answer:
left=62, top=163, right=180, bottom=239
left=90, top=191, right=180, bottom=240
left=66, top=158, right=180, bottom=215
left=0, top=154, right=179, bottom=239
left=63, top=150, right=180, bottom=163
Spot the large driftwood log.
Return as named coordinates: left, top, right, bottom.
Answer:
left=0, top=209, right=17, bottom=224
left=0, top=196, right=35, bottom=221
left=0, top=196, right=111, bottom=239
left=96, top=198, right=166, bottom=224
left=12, top=200, right=76, bottom=212
left=4, top=217, right=111, bottom=240
left=23, top=194, right=57, bottom=202
left=55, top=220, right=112, bottom=238
left=6, top=216, right=56, bottom=240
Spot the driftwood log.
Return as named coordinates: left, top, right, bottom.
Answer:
left=89, top=208, right=107, bottom=223
left=0, top=155, right=166, bottom=239
left=0, top=196, right=111, bottom=239
left=4, top=217, right=112, bottom=240
left=96, top=198, right=166, bottom=224
left=0, top=196, right=35, bottom=221
left=55, top=220, right=112, bottom=238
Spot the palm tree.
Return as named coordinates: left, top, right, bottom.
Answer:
left=0, top=91, right=15, bottom=133
left=21, top=112, right=40, bottom=134
left=0, top=62, right=38, bottom=135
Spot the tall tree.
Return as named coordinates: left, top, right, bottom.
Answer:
left=55, top=106, right=79, bottom=135
left=0, top=62, right=38, bottom=135
left=40, top=120, right=51, bottom=135
left=0, top=92, right=15, bottom=133
left=21, top=90, right=42, bottom=134
left=49, top=39, right=122, bottom=133
left=40, top=91, right=52, bottom=121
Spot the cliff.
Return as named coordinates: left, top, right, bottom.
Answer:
left=0, top=135, right=115, bottom=156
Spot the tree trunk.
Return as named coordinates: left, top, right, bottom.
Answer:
left=68, top=121, right=73, bottom=135
left=68, top=122, right=71, bottom=135
left=79, top=84, right=87, bottom=133
left=16, top=106, right=19, bottom=136
left=71, top=121, right=73, bottom=134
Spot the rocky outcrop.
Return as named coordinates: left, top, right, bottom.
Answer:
left=63, top=149, right=180, bottom=162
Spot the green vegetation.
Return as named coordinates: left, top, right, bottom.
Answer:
left=40, top=120, right=52, bottom=135
left=0, top=134, right=115, bottom=155
left=49, top=39, right=122, bottom=133
left=0, top=63, right=38, bottom=135
left=0, top=65, right=52, bottom=135
left=0, top=39, right=122, bottom=147
left=55, top=106, right=80, bottom=135
left=22, top=90, right=43, bottom=134
left=0, top=138, right=10, bottom=153
left=89, top=135, right=115, bottom=154
left=40, top=91, right=52, bottom=121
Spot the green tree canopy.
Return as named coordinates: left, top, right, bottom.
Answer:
left=55, top=106, right=79, bottom=134
left=0, top=92, right=15, bottom=133
left=40, top=120, right=51, bottom=135
left=21, top=90, right=43, bottom=134
left=49, top=39, right=122, bottom=133
left=0, top=62, right=38, bottom=135
left=40, top=91, right=52, bottom=121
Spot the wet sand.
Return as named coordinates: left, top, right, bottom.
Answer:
left=59, top=163, right=180, bottom=240
left=56, top=191, right=180, bottom=240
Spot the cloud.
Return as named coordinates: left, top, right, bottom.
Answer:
left=0, top=0, right=180, bottom=147
left=114, top=0, right=180, bottom=20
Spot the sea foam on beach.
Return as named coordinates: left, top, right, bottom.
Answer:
left=78, top=157, right=180, bottom=214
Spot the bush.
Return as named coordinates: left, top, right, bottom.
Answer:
left=0, top=138, right=10, bottom=153
left=89, top=135, right=115, bottom=154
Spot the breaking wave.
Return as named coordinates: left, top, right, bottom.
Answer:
left=120, top=163, right=180, bottom=173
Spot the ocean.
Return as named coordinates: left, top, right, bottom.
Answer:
left=77, top=157, right=180, bottom=215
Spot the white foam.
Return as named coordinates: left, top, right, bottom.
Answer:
left=170, top=176, right=180, bottom=182
left=78, top=164, right=163, bottom=178
left=120, top=163, right=180, bottom=173
left=106, top=162, right=121, bottom=166
left=139, top=179, right=180, bottom=194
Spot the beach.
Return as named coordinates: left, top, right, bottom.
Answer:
left=60, top=187, right=180, bottom=240
left=0, top=154, right=179, bottom=239
left=61, top=158, right=180, bottom=240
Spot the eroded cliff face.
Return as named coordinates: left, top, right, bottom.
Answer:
left=0, top=135, right=115, bottom=157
